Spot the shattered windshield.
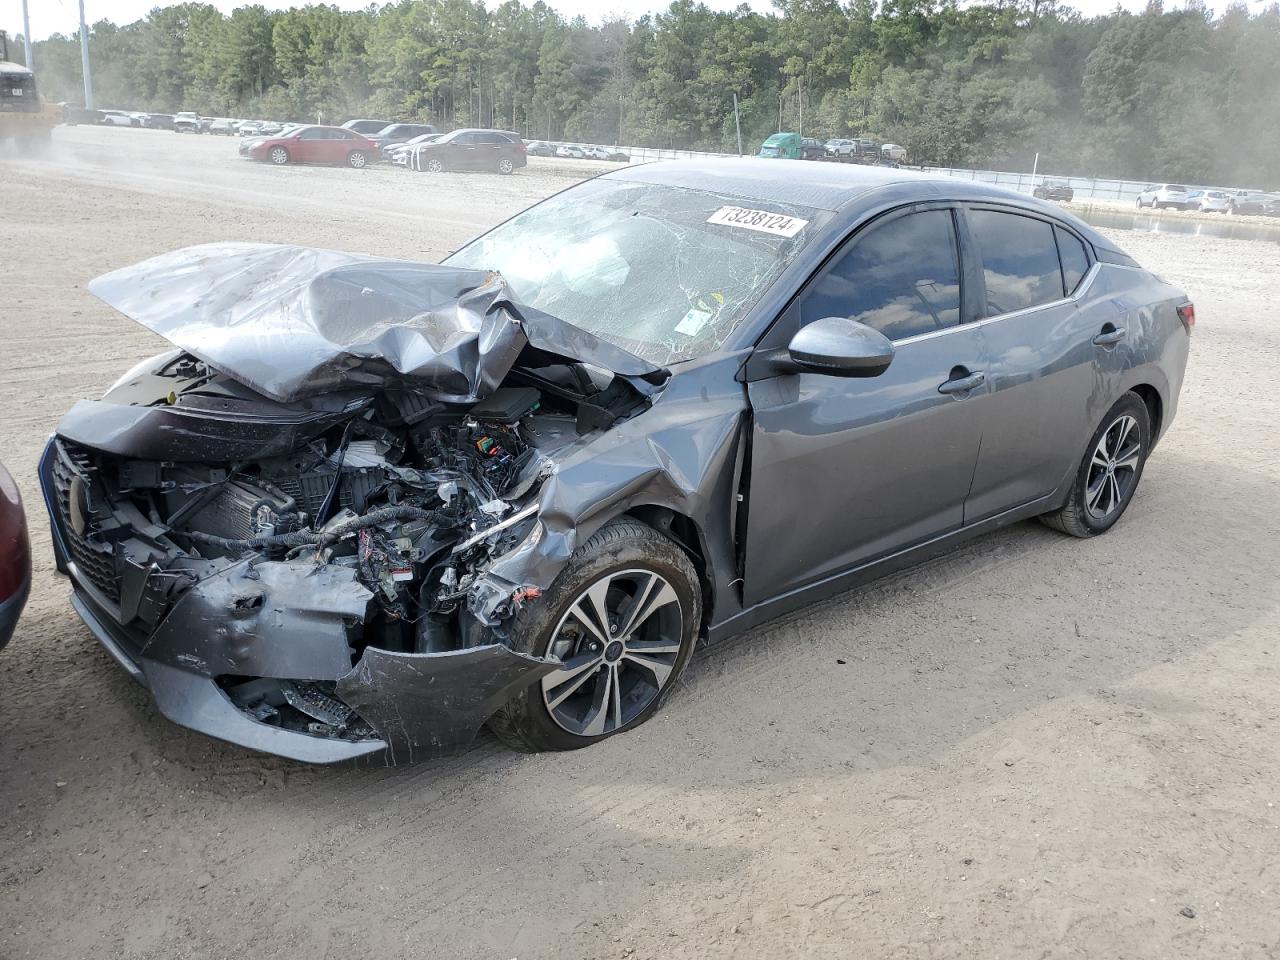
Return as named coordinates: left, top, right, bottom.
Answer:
left=445, top=179, right=826, bottom=365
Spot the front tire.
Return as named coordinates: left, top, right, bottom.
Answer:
left=1041, top=393, right=1151, bottom=538
left=269, top=146, right=289, bottom=165
left=488, top=519, right=701, bottom=752
left=423, top=157, right=444, bottom=173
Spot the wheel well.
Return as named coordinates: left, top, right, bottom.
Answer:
left=624, top=506, right=713, bottom=637
left=1130, top=384, right=1163, bottom=440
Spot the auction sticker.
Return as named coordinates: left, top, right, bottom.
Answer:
left=706, top=206, right=808, bottom=238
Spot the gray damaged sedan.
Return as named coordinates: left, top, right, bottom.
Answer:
left=40, top=160, right=1193, bottom=763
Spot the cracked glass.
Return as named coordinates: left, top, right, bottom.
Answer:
left=446, top=179, right=826, bottom=365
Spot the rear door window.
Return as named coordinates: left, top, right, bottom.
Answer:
left=968, top=210, right=1064, bottom=317
left=1054, top=226, right=1090, bottom=295
left=799, top=209, right=962, bottom=341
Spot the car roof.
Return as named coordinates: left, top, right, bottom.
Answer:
left=600, top=157, right=1123, bottom=253
left=604, top=157, right=940, bottom=211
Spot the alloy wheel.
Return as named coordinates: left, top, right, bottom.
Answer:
left=498, top=158, right=514, bottom=174
left=426, top=158, right=444, bottom=173
left=349, top=151, right=366, bottom=168
left=270, top=147, right=288, bottom=165
left=541, top=569, right=684, bottom=737
left=1085, top=414, right=1141, bottom=520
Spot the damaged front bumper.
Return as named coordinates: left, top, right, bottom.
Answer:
left=39, top=438, right=558, bottom=764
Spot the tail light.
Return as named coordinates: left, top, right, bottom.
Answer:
left=1176, top=302, right=1196, bottom=332
left=516, top=140, right=527, bottom=153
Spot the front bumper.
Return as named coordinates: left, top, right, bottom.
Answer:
left=38, top=437, right=558, bottom=764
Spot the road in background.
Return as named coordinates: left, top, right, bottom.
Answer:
left=2, top=125, right=1278, bottom=960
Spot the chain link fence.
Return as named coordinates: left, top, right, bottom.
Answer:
left=917, top=166, right=1255, bottom=203
left=547, top=140, right=1260, bottom=200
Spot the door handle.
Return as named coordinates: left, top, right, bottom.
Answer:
left=938, top=370, right=985, bottom=395
left=1093, top=326, right=1126, bottom=346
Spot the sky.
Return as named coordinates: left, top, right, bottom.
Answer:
left=2, top=0, right=1273, bottom=43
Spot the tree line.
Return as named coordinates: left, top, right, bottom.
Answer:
left=19, top=0, right=1280, bottom=186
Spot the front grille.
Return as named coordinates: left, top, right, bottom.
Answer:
left=51, top=441, right=122, bottom=603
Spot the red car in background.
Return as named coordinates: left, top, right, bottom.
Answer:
left=0, top=460, right=30, bottom=650
left=239, top=125, right=378, bottom=168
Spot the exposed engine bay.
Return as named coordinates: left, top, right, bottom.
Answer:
left=50, top=349, right=647, bottom=748
left=40, top=244, right=689, bottom=762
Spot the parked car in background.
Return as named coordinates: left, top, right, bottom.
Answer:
left=368, top=122, right=438, bottom=150
left=44, top=161, right=1191, bottom=760
left=800, top=138, right=826, bottom=160
left=63, top=106, right=105, bottom=125
left=555, top=143, right=585, bottom=159
left=100, top=109, right=139, bottom=127
left=825, top=138, right=855, bottom=157
left=144, top=113, right=175, bottom=130
left=384, top=132, right=438, bottom=163
left=1192, top=190, right=1232, bottom=213
left=240, top=124, right=378, bottom=168
left=880, top=143, right=907, bottom=163
left=1263, top=194, right=1280, bottom=217
left=1136, top=184, right=1190, bottom=209
left=342, top=118, right=397, bottom=136
left=526, top=140, right=555, bottom=156
left=411, top=128, right=527, bottom=174
left=604, top=147, right=630, bottom=162
left=174, top=111, right=201, bottom=133
left=208, top=118, right=237, bottom=136
left=0, top=459, right=29, bottom=652
left=1033, top=180, right=1075, bottom=202
left=1228, top=190, right=1269, bottom=215
left=758, top=132, right=801, bottom=158
left=238, top=120, right=263, bottom=137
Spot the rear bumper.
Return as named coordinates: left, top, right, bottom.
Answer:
left=38, top=436, right=558, bottom=764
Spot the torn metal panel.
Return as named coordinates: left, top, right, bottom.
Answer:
left=88, top=243, right=665, bottom=404
left=140, top=560, right=371, bottom=681
left=336, top=645, right=560, bottom=764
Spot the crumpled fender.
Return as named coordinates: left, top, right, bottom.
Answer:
left=470, top=353, right=749, bottom=625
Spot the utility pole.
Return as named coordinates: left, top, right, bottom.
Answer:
left=733, top=91, right=742, bottom=156
left=798, top=76, right=803, bottom=137
left=78, top=0, right=94, bottom=109
left=20, top=0, right=33, bottom=72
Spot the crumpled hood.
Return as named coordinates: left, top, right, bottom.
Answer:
left=88, top=243, right=665, bottom=403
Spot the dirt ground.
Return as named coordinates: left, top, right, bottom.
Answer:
left=1, top=126, right=1278, bottom=960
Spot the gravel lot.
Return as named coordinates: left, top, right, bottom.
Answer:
left=2, top=126, right=1278, bottom=960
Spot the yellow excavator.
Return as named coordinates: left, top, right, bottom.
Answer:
left=0, top=29, right=59, bottom=150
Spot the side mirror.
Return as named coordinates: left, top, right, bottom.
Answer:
left=774, top=316, right=895, bottom=378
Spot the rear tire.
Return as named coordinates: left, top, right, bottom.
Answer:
left=497, top=157, right=515, bottom=175
left=488, top=518, right=701, bottom=753
left=347, top=150, right=368, bottom=169
left=1041, top=392, right=1151, bottom=538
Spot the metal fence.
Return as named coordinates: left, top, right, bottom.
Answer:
left=917, top=166, right=1253, bottom=203
left=553, top=140, right=1257, bottom=201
